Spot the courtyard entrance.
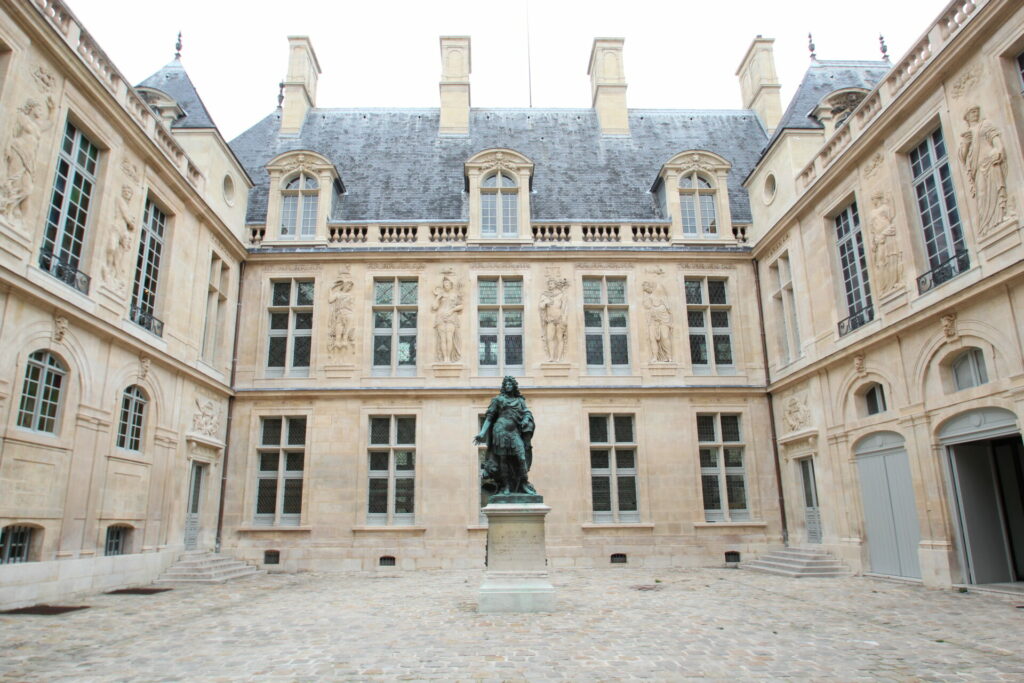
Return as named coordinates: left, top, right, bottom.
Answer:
left=184, top=461, right=204, bottom=551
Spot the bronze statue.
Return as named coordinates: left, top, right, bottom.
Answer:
left=474, top=376, right=538, bottom=496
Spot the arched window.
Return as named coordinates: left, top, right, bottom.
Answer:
left=679, top=172, right=717, bottom=237
left=952, top=348, right=988, bottom=390
left=280, top=173, right=319, bottom=239
left=117, top=386, right=148, bottom=451
left=17, top=350, right=66, bottom=434
left=481, top=172, right=518, bottom=238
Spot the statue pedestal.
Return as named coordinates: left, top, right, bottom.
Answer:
left=478, top=497, right=555, bottom=613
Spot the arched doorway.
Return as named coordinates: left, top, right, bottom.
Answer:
left=940, top=407, right=1024, bottom=586
left=854, top=431, right=921, bottom=579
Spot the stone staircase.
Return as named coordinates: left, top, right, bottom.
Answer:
left=155, top=551, right=264, bottom=584
left=740, top=547, right=848, bottom=578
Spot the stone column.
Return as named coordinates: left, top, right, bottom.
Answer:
left=478, top=497, right=555, bottom=613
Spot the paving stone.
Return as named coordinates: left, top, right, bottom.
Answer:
left=0, top=568, right=1021, bottom=680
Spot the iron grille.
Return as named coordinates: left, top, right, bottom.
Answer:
left=129, top=305, right=164, bottom=337
left=837, top=304, right=875, bottom=337
left=38, top=249, right=90, bottom=295
left=917, top=249, right=970, bottom=294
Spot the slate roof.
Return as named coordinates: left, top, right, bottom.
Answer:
left=137, top=59, right=218, bottom=129
left=229, top=108, right=768, bottom=225
left=765, top=59, right=890, bottom=149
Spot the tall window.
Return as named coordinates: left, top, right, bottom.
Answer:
left=17, top=350, right=66, bottom=434
left=202, top=253, right=229, bottom=365
left=368, top=415, right=416, bottom=526
left=130, top=199, right=166, bottom=336
left=952, top=348, right=988, bottom=391
left=583, top=277, right=629, bottom=374
left=911, top=128, right=967, bottom=293
left=40, top=121, right=99, bottom=294
left=0, top=525, right=33, bottom=564
left=481, top=172, right=518, bottom=237
left=116, top=386, right=147, bottom=451
left=834, top=202, right=873, bottom=335
left=685, top=278, right=733, bottom=373
left=477, top=277, right=523, bottom=375
left=588, top=414, right=639, bottom=523
left=280, top=173, right=318, bottom=239
left=255, top=416, right=306, bottom=526
left=679, top=172, right=717, bottom=237
left=373, top=278, right=418, bottom=376
left=769, top=254, right=801, bottom=363
left=697, top=413, right=749, bottom=522
left=267, top=279, right=314, bottom=377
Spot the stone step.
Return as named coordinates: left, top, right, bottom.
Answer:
left=156, top=566, right=263, bottom=584
left=766, top=548, right=833, bottom=559
left=156, top=552, right=264, bottom=585
left=741, top=547, right=848, bottom=578
left=739, top=563, right=847, bottom=578
left=748, top=556, right=844, bottom=569
left=742, top=559, right=846, bottom=574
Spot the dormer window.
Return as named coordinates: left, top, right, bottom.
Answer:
left=655, top=150, right=733, bottom=242
left=280, top=173, right=319, bottom=239
left=264, top=151, right=342, bottom=243
left=481, top=172, right=518, bottom=237
left=465, top=149, right=533, bottom=242
left=679, top=172, right=717, bottom=237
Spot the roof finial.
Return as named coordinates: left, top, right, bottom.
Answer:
left=174, top=31, right=182, bottom=61
left=277, top=81, right=285, bottom=110
left=879, top=34, right=889, bottom=62
left=808, top=32, right=816, bottom=61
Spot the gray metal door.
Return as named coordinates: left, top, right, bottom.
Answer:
left=800, top=458, right=822, bottom=544
left=855, top=436, right=921, bottom=579
left=184, top=462, right=203, bottom=550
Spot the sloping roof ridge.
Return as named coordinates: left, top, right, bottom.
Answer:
left=812, top=58, right=890, bottom=68
left=136, top=59, right=218, bottom=130
left=629, top=108, right=756, bottom=116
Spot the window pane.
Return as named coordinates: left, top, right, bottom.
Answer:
left=617, top=476, right=638, bottom=511
left=608, top=311, right=628, bottom=328
left=591, top=476, right=611, bottom=511
left=697, top=416, right=716, bottom=442
left=399, top=311, right=417, bottom=329
left=710, top=311, right=729, bottom=328
left=282, top=479, right=303, bottom=514
left=606, top=280, right=626, bottom=304
left=478, top=279, right=497, bottom=304
left=479, top=335, right=498, bottom=365
left=688, top=311, right=705, bottom=327
left=616, top=448, right=635, bottom=469
left=270, top=312, right=289, bottom=330
left=374, top=311, right=393, bottom=329
left=256, top=479, right=278, bottom=514
left=724, top=447, right=744, bottom=468
left=286, top=452, right=304, bottom=471
left=503, top=310, right=522, bottom=328
left=726, top=475, right=747, bottom=510
left=584, top=309, right=603, bottom=327
left=701, top=474, right=721, bottom=511
left=394, top=478, right=415, bottom=513
left=272, top=282, right=291, bottom=306
left=287, top=417, right=306, bottom=445
left=395, top=450, right=415, bottom=470
left=589, top=416, right=608, bottom=443
left=296, top=282, right=314, bottom=306
left=700, top=194, right=717, bottom=233
left=479, top=311, right=498, bottom=328
left=503, top=279, right=522, bottom=304
left=396, top=417, right=416, bottom=445
left=292, top=336, right=311, bottom=367
left=680, top=194, right=697, bottom=234
left=613, top=415, right=634, bottom=443
left=267, top=337, right=287, bottom=367
left=707, top=281, right=727, bottom=305
left=262, top=418, right=282, bottom=445
left=582, top=279, right=602, bottom=304
left=713, top=335, right=733, bottom=365
left=260, top=452, right=279, bottom=471
left=373, top=336, right=392, bottom=366
left=684, top=280, right=702, bottom=304
left=368, top=479, right=388, bottom=513
left=294, top=312, right=312, bottom=330
left=590, top=449, right=610, bottom=469
left=689, top=335, right=708, bottom=364
left=375, top=280, right=393, bottom=305
left=609, top=335, right=629, bottom=365
left=399, top=280, right=418, bottom=305
left=504, top=335, right=523, bottom=366
left=585, top=335, right=604, bottom=365
left=699, top=447, right=717, bottom=468
left=721, top=416, right=740, bottom=442
left=370, top=417, right=391, bottom=445
left=369, top=451, right=389, bottom=471
left=398, top=336, right=416, bottom=365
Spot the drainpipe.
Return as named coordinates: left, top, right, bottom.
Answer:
left=215, top=260, right=245, bottom=553
left=752, top=258, right=789, bottom=545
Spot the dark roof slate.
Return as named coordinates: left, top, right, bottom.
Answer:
left=766, top=59, right=890, bottom=148
left=137, top=60, right=218, bottom=129
left=229, top=108, right=768, bottom=225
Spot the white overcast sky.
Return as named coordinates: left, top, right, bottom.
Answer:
left=65, top=0, right=951, bottom=141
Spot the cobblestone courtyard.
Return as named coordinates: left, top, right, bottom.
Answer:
left=2, top=567, right=1023, bottom=681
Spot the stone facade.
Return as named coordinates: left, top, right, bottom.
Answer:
left=0, top=0, right=1022, bottom=608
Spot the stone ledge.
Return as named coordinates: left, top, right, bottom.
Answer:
left=235, top=526, right=313, bottom=533
left=692, top=521, right=768, bottom=529
left=351, top=526, right=427, bottom=533
left=581, top=523, right=655, bottom=530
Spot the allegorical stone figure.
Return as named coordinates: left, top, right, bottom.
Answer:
left=431, top=275, right=463, bottom=362
left=538, top=277, right=569, bottom=362
left=642, top=281, right=672, bottom=362
left=958, top=105, right=1010, bottom=236
left=474, top=376, right=538, bottom=496
left=0, top=96, right=54, bottom=223
left=327, top=275, right=355, bottom=356
left=869, top=191, right=903, bottom=293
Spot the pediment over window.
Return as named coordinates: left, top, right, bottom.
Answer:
left=136, top=87, right=185, bottom=127
left=464, top=149, right=533, bottom=242
left=266, top=150, right=343, bottom=192
left=657, top=150, right=732, bottom=180
left=464, top=148, right=534, bottom=176
left=813, top=88, right=870, bottom=128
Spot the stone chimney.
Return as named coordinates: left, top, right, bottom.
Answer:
left=587, top=38, right=629, bottom=136
left=439, top=36, right=471, bottom=136
left=280, top=36, right=321, bottom=134
left=736, top=37, right=782, bottom=135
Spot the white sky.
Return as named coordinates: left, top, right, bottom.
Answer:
left=65, top=0, right=951, bottom=141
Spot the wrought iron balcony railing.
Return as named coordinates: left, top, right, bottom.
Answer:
left=837, top=303, right=875, bottom=337
left=129, top=305, right=164, bottom=337
left=917, top=249, right=970, bottom=294
left=38, top=249, right=91, bottom=295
